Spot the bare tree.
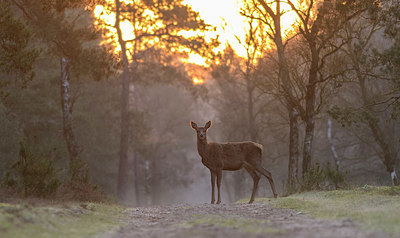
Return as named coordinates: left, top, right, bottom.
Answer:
left=241, top=0, right=300, bottom=190
left=285, top=0, right=378, bottom=176
left=101, top=0, right=214, bottom=201
left=330, top=13, right=399, bottom=185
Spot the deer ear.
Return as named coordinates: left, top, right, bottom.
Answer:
left=205, top=121, right=212, bottom=130
left=190, top=121, right=198, bottom=130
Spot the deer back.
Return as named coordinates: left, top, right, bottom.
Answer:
left=210, top=141, right=263, bottom=171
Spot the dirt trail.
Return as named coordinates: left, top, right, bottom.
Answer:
left=101, top=202, right=390, bottom=238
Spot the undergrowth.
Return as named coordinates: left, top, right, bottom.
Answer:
left=1, top=137, right=109, bottom=203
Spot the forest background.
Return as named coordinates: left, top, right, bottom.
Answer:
left=0, top=0, right=399, bottom=205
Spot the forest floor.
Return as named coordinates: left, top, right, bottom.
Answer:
left=101, top=201, right=392, bottom=238
left=1, top=186, right=399, bottom=238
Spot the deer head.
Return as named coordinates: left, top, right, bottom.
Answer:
left=190, top=121, right=212, bottom=141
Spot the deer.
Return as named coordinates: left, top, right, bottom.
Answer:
left=190, top=121, right=278, bottom=204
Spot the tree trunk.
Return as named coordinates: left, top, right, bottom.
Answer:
left=302, top=114, right=315, bottom=176
left=115, top=0, right=132, bottom=201
left=60, top=57, right=86, bottom=182
left=355, top=60, right=399, bottom=186
left=117, top=65, right=130, bottom=201
left=361, top=80, right=398, bottom=185
left=234, top=170, right=246, bottom=200
left=302, top=44, right=318, bottom=177
left=287, top=106, right=299, bottom=189
left=392, top=171, right=399, bottom=186
left=222, top=175, right=233, bottom=202
left=144, top=159, right=151, bottom=205
left=150, top=157, right=159, bottom=204
left=134, top=151, right=141, bottom=206
left=271, top=0, right=300, bottom=191
left=246, top=79, right=257, bottom=141
left=327, top=118, right=340, bottom=170
left=368, top=120, right=399, bottom=185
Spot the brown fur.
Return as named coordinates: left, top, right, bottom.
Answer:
left=191, top=121, right=278, bottom=204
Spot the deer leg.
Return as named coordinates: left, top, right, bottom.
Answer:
left=216, top=169, right=222, bottom=204
left=255, top=165, right=278, bottom=198
left=244, top=165, right=260, bottom=204
left=210, top=170, right=216, bottom=204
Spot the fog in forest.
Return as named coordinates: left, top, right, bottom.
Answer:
left=1, top=0, right=399, bottom=206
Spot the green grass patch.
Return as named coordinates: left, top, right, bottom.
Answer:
left=254, top=186, right=400, bottom=235
left=0, top=202, right=126, bottom=238
left=180, top=214, right=281, bottom=234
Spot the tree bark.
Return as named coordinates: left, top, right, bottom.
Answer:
left=144, top=159, right=151, bottom=205
left=302, top=43, right=318, bottom=177
left=274, top=2, right=300, bottom=189
left=134, top=151, right=141, bottom=206
left=367, top=119, right=399, bottom=185
left=234, top=170, right=246, bottom=200
left=349, top=41, right=400, bottom=185
left=117, top=66, right=130, bottom=201
left=115, top=0, right=132, bottom=201
left=288, top=106, right=299, bottom=189
left=358, top=76, right=399, bottom=185
left=257, top=0, right=300, bottom=191
left=60, top=57, right=86, bottom=182
left=246, top=79, right=257, bottom=141
left=327, top=118, right=340, bottom=170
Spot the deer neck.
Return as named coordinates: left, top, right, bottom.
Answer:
left=197, top=138, right=208, bottom=158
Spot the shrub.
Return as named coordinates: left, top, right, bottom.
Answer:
left=6, top=138, right=61, bottom=197
left=300, top=162, right=348, bottom=191
left=325, top=162, right=347, bottom=189
left=55, top=181, right=109, bottom=202
left=300, top=162, right=326, bottom=191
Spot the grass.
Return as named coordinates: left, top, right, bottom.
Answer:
left=180, top=214, right=281, bottom=234
left=0, top=202, right=127, bottom=238
left=254, top=185, right=400, bottom=235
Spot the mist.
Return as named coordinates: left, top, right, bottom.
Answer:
left=1, top=0, right=399, bottom=207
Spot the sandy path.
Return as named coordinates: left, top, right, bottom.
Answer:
left=102, top=202, right=391, bottom=238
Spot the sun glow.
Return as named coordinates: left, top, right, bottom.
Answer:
left=94, top=4, right=135, bottom=59
left=193, top=77, right=205, bottom=85
left=93, top=1, right=299, bottom=85
left=182, top=0, right=298, bottom=84
left=184, top=0, right=298, bottom=57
